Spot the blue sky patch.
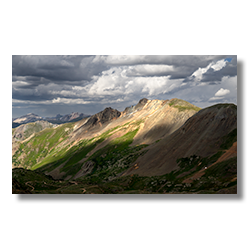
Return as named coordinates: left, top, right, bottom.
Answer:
left=225, top=57, right=232, bottom=62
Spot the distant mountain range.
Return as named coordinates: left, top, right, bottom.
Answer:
left=12, top=98, right=237, bottom=194
left=12, top=112, right=89, bottom=128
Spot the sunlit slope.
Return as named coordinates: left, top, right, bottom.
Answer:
left=12, top=98, right=200, bottom=180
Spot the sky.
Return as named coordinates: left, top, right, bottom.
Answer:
left=12, top=55, right=237, bottom=118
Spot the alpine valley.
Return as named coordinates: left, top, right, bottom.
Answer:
left=12, top=98, right=237, bottom=194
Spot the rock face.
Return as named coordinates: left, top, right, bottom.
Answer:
left=85, top=107, right=121, bottom=127
left=135, top=98, right=149, bottom=109
left=122, top=98, right=149, bottom=116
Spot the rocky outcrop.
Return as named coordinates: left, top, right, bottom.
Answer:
left=122, top=98, right=149, bottom=116
left=135, top=98, right=149, bottom=109
left=85, top=107, right=121, bottom=127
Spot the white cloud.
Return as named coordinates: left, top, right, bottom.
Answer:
left=126, top=76, right=171, bottom=96
left=211, top=59, right=227, bottom=71
left=209, top=96, right=224, bottom=101
left=12, top=81, right=31, bottom=88
left=88, top=67, right=128, bottom=96
left=52, top=98, right=91, bottom=105
left=191, top=59, right=228, bottom=82
left=207, top=84, right=234, bottom=103
left=12, top=55, right=237, bottom=117
left=100, top=55, right=146, bottom=65
left=88, top=66, right=183, bottom=98
left=215, top=88, right=230, bottom=96
left=191, top=63, right=213, bottom=80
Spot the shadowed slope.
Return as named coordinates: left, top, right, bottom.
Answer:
left=126, top=104, right=237, bottom=176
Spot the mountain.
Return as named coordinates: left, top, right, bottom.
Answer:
left=12, top=120, right=55, bottom=141
left=12, top=113, right=43, bottom=125
left=12, top=98, right=237, bottom=194
left=85, top=107, right=121, bottom=127
left=47, top=112, right=87, bottom=122
left=124, top=103, right=237, bottom=176
left=13, top=112, right=89, bottom=128
left=12, top=120, right=56, bottom=159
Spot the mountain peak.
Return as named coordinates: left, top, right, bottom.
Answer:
left=138, top=98, right=148, bottom=104
left=168, top=98, right=201, bottom=112
left=104, top=107, right=113, bottom=111
left=13, top=113, right=42, bottom=125
left=25, top=113, right=39, bottom=117
left=85, top=107, right=121, bottom=127
left=60, top=112, right=85, bottom=122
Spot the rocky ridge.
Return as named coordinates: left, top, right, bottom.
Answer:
left=12, top=98, right=237, bottom=194
left=60, top=112, right=85, bottom=122
left=13, top=113, right=43, bottom=125
left=13, top=112, right=88, bottom=128
left=85, top=107, right=121, bottom=127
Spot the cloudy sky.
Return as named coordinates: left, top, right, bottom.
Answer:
left=12, top=55, right=237, bottom=117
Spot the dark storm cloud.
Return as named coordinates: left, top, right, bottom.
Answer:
left=12, top=55, right=110, bottom=103
left=12, top=55, right=109, bottom=82
left=169, top=66, right=198, bottom=79
left=12, top=76, right=51, bottom=88
left=12, top=55, right=237, bottom=117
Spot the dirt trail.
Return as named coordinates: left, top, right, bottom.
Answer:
left=69, top=181, right=78, bottom=185
left=157, top=182, right=170, bottom=192
left=25, top=181, right=35, bottom=191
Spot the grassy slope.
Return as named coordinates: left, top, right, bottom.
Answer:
left=13, top=119, right=148, bottom=181
left=12, top=119, right=152, bottom=194
left=12, top=123, right=74, bottom=168
left=169, top=98, right=201, bottom=112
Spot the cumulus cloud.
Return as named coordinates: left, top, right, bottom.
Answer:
left=51, top=98, right=91, bottom=105
left=191, top=59, right=228, bottom=81
left=215, top=88, right=230, bottom=96
left=12, top=55, right=237, bottom=117
left=208, top=79, right=235, bottom=103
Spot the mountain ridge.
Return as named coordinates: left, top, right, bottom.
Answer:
left=12, top=98, right=237, bottom=194
left=125, top=103, right=237, bottom=176
left=12, top=112, right=89, bottom=128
